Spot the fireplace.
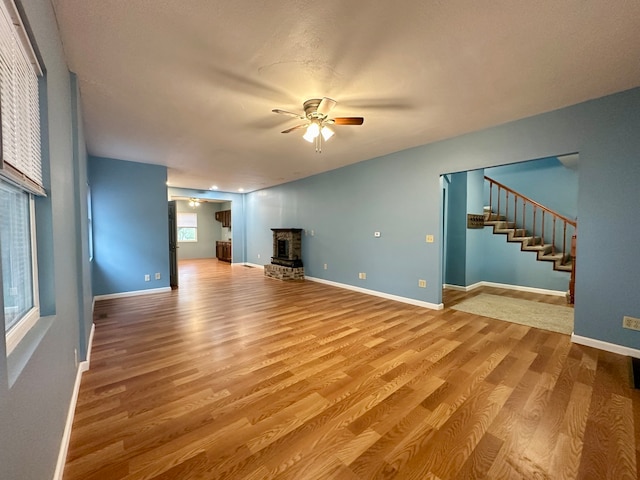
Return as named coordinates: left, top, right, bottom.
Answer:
left=270, top=228, right=303, bottom=268
left=264, top=228, right=304, bottom=280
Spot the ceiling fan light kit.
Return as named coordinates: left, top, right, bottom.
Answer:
left=321, top=125, right=334, bottom=141
left=273, top=97, right=364, bottom=153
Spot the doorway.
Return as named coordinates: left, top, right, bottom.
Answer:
left=168, top=197, right=233, bottom=288
left=440, top=154, right=579, bottom=314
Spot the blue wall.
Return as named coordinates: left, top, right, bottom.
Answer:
left=478, top=228, right=571, bottom=291
left=444, top=172, right=467, bottom=286
left=1, top=0, right=93, bottom=478
left=485, top=156, right=578, bottom=220
left=246, top=88, right=640, bottom=350
left=465, top=169, right=486, bottom=286
left=246, top=155, right=443, bottom=305
left=70, top=73, right=93, bottom=359
left=89, top=157, right=170, bottom=295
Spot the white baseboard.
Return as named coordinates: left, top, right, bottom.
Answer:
left=306, top=276, right=443, bottom=310
left=443, top=283, right=470, bottom=292
left=85, top=323, right=95, bottom=368
left=53, top=322, right=95, bottom=480
left=93, top=286, right=172, bottom=302
left=571, top=333, right=640, bottom=359
left=444, top=281, right=566, bottom=297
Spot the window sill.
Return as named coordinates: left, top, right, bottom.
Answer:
left=6, top=315, right=55, bottom=388
left=6, top=307, right=40, bottom=356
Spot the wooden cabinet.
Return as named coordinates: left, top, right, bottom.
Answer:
left=215, top=209, right=231, bottom=228
left=216, top=241, right=232, bottom=262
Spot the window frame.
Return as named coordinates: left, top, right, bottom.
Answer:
left=3, top=185, right=39, bottom=354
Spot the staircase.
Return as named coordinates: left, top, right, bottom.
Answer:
left=484, top=176, right=577, bottom=303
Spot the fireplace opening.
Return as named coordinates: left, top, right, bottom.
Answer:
left=270, top=228, right=303, bottom=268
left=277, top=239, right=288, bottom=258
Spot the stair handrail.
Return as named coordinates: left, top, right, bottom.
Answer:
left=484, top=176, right=576, bottom=228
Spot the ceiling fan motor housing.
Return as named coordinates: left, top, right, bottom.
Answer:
left=303, top=99, right=325, bottom=120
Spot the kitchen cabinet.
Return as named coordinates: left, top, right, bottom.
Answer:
left=215, top=209, right=231, bottom=228
left=216, top=241, right=232, bottom=262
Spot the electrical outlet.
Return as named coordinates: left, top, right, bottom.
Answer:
left=257, top=253, right=261, bottom=259
left=623, top=316, right=640, bottom=331
left=324, top=263, right=328, bottom=270
left=426, top=234, right=434, bottom=243
left=311, top=230, right=315, bottom=236
left=155, top=272, right=161, bottom=280
left=74, top=348, right=78, bottom=368
left=418, top=279, right=427, bottom=288
left=359, top=272, right=367, bottom=279
left=144, top=274, right=150, bottom=282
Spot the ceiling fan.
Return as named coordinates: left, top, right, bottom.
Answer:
left=272, top=97, right=364, bottom=153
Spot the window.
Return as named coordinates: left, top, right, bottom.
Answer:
left=0, top=0, right=44, bottom=353
left=177, top=212, right=198, bottom=242
left=1, top=179, right=38, bottom=350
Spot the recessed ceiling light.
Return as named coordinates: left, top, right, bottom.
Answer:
left=238, top=188, right=244, bottom=193
left=210, top=185, right=218, bottom=190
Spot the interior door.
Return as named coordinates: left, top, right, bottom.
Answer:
left=168, top=200, right=178, bottom=288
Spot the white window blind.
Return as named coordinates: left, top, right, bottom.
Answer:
left=0, top=0, right=44, bottom=196
left=177, top=212, right=198, bottom=242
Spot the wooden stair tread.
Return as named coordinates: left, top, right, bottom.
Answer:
left=539, top=252, right=568, bottom=261
left=522, top=244, right=553, bottom=252
left=485, top=208, right=574, bottom=275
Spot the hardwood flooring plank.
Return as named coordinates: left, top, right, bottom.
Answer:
left=63, top=259, right=640, bottom=479
left=455, top=431, right=504, bottom=479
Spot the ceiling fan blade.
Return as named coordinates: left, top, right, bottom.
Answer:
left=317, top=97, right=337, bottom=116
left=281, top=124, right=308, bottom=133
left=333, top=117, right=364, bottom=125
left=272, top=109, right=305, bottom=119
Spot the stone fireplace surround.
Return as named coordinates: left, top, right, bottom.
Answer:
left=264, top=228, right=304, bottom=280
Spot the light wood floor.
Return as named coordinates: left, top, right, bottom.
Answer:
left=64, top=259, right=639, bottom=479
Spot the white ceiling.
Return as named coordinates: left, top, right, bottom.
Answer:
left=51, top=0, right=640, bottom=193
